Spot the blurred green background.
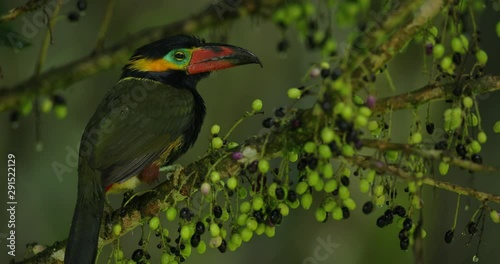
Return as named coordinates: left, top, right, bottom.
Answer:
left=1, top=0, right=500, bottom=263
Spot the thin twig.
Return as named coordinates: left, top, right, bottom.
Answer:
left=95, top=0, right=116, bottom=52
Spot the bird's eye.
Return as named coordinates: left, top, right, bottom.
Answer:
left=174, top=51, right=186, bottom=60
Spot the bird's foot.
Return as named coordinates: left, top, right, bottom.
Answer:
left=160, top=164, right=184, bottom=180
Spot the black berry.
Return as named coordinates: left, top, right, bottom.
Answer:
left=444, top=229, right=454, bottom=244
left=362, top=201, right=373, bottom=214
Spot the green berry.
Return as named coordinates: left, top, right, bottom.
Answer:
left=252, top=196, right=264, bottom=211
left=265, top=226, right=276, bottom=237
left=210, top=171, right=220, bottom=183
left=321, top=128, right=335, bottom=144
left=318, top=144, right=332, bottom=159
left=411, top=132, right=422, bottom=144
left=470, top=140, right=481, bottom=154
left=440, top=56, right=453, bottom=70
left=161, top=253, right=171, bottom=264
left=490, top=210, right=500, bottom=223
left=460, top=35, right=469, bottom=51
left=433, top=44, right=445, bottom=58
left=341, top=106, right=353, bottom=121
left=258, top=159, right=270, bottom=173
left=355, top=115, right=368, bottom=127
left=322, top=163, right=334, bottom=179
left=375, top=195, right=386, bottom=206
left=338, top=186, right=350, bottom=200
left=353, top=95, right=364, bottom=105
left=307, top=171, right=320, bottom=186
left=386, top=150, right=398, bottom=161
left=477, top=131, right=487, bottom=143
left=278, top=203, right=289, bottom=216
left=240, top=201, right=251, bottom=213
left=359, top=106, right=372, bottom=117
left=246, top=218, right=258, bottom=231
left=408, top=181, right=417, bottom=193
left=315, top=207, right=327, bottom=222
left=332, top=207, right=343, bottom=220
left=301, top=193, right=313, bottom=209
left=112, top=224, right=122, bottom=236
left=313, top=179, right=324, bottom=192
left=451, top=37, right=463, bottom=53
left=181, top=225, right=191, bottom=240
left=439, top=162, right=449, bottom=175
left=366, top=170, right=376, bottom=183
left=323, top=198, right=337, bottom=212
left=429, top=26, right=438, bottom=37
left=227, top=177, right=237, bottom=190
left=267, top=183, right=277, bottom=197
left=41, top=98, right=53, bottom=113
left=287, top=88, right=301, bottom=99
left=231, top=233, right=243, bottom=247
left=296, top=181, right=309, bottom=195
left=374, top=185, right=384, bottom=196
left=209, top=223, right=220, bottom=237
left=54, top=104, right=67, bottom=119
left=166, top=207, right=177, bottom=221
left=343, top=198, right=356, bottom=210
left=149, top=216, right=160, bottom=230
left=211, top=137, right=223, bottom=149
left=252, top=99, right=263, bottom=112
left=359, top=179, right=370, bottom=193
left=196, top=240, right=207, bottom=254
left=341, top=145, right=354, bottom=157
left=476, top=49, right=488, bottom=65
left=255, top=223, right=266, bottom=235
left=237, top=213, right=248, bottom=226
left=211, top=124, right=220, bottom=135
left=462, top=96, right=473, bottom=108
left=241, top=228, right=253, bottom=242
left=303, top=141, right=317, bottom=153
left=323, top=179, right=338, bottom=193
left=227, top=142, right=239, bottom=149
left=288, top=152, right=299, bottom=162
left=368, top=120, right=379, bottom=131
left=494, top=121, right=500, bottom=133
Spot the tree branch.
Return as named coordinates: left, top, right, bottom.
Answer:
left=349, top=155, right=500, bottom=204
left=372, top=75, right=500, bottom=113
left=0, top=0, right=288, bottom=113
left=361, top=138, right=500, bottom=173
left=0, top=0, right=49, bottom=24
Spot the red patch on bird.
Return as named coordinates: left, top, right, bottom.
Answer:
left=138, top=164, right=160, bottom=184
left=105, top=185, right=113, bottom=192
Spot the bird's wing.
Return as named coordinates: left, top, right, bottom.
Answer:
left=79, top=78, right=195, bottom=186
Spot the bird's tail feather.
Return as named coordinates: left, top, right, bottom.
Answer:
left=65, top=162, right=104, bottom=264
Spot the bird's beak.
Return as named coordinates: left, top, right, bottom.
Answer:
left=187, top=44, right=262, bottom=75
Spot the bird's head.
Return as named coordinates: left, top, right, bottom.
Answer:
left=121, top=35, right=262, bottom=89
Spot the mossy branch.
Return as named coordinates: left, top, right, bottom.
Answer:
left=0, top=0, right=289, bottom=113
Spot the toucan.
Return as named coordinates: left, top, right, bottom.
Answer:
left=65, top=35, right=261, bottom=264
